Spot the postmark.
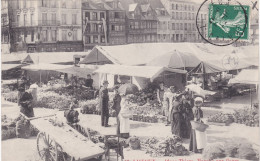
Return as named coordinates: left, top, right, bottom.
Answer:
left=222, top=53, right=239, bottom=70
left=196, top=0, right=250, bottom=46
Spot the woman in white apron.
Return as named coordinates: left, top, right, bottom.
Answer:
left=189, top=97, right=207, bottom=153
left=118, top=95, right=132, bottom=138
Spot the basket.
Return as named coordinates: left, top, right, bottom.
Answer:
left=190, top=120, right=209, bottom=132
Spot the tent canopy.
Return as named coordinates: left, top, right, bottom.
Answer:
left=79, top=43, right=258, bottom=68
left=189, top=61, right=224, bottom=74
left=2, top=52, right=89, bottom=64
left=55, top=66, right=95, bottom=78
left=94, top=64, right=186, bottom=81
left=1, top=64, right=28, bottom=71
left=147, top=49, right=201, bottom=68
left=229, top=69, right=259, bottom=85
left=190, top=57, right=253, bottom=74
left=22, top=63, right=72, bottom=71
left=21, top=55, right=34, bottom=64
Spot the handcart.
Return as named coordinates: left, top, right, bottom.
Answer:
left=23, top=114, right=105, bottom=161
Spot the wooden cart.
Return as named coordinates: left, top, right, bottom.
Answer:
left=25, top=114, right=105, bottom=161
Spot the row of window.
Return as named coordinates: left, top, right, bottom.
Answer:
left=171, top=3, right=195, bottom=11
left=16, top=14, right=34, bottom=26
left=172, top=12, right=195, bottom=20
left=159, top=34, right=203, bottom=42
left=41, top=30, right=78, bottom=42
left=61, top=13, right=78, bottom=25
left=14, top=31, right=34, bottom=42
left=129, top=21, right=157, bottom=29
left=41, top=30, right=57, bottom=41
left=85, top=23, right=104, bottom=33
left=127, top=34, right=156, bottom=43
left=84, top=23, right=125, bottom=33
left=84, top=12, right=105, bottom=22
left=172, top=12, right=207, bottom=20
left=110, top=37, right=125, bottom=45
left=85, top=35, right=106, bottom=44
left=16, top=0, right=78, bottom=9
left=172, top=23, right=197, bottom=31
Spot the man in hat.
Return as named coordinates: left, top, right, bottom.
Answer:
left=85, top=74, right=94, bottom=89
left=99, top=80, right=110, bottom=127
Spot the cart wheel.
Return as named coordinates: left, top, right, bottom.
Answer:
left=37, top=132, right=61, bottom=161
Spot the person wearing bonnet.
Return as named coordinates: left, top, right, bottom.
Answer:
left=189, top=97, right=207, bottom=153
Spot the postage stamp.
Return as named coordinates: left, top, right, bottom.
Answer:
left=208, top=4, right=250, bottom=40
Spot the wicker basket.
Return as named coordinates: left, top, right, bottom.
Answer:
left=190, top=120, right=209, bottom=132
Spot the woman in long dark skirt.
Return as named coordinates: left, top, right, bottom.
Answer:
left=170, top=96, right=183, bottom=138
left=180, top=92, right=194, bottom=139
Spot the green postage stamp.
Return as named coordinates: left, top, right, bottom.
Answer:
left=208, top=4, right=250, bottom=40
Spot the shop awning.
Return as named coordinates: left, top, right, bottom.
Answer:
left=228, top=69, right=259, bottom=85
left=1, top=64, right=28, bottom=71
left=55, top=66, right=95, bottom=78
left=94, top=64, right=186, bottom=81
left=22, top=63, right=72, bottom=71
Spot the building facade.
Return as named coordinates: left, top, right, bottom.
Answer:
left=161, top=0, right=207, bottom=42
left=82, top=1, right=107, bottom=50
left=120, top=0, right=157, bottom=44
left=105, top=0, right=126, bottom=45
left=149, top=0, right=171, bottom=42
left=1, top=0, right=10, bottom=54
left=8, top=0, right=83, bottom=52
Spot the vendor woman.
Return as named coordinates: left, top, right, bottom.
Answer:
left=189, top=97, right=207, bottom=153
left=118, top=94, right=132, bottom=138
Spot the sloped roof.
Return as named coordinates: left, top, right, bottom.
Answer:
left=149, top=0, right=164, bottom=9
left=129, top=3, right=138, bottom=12
left=140, top=4, right=150, bottom=12
left=119, top=0, right=135, bottom=11
left=82, top=0, right=103, bottom=10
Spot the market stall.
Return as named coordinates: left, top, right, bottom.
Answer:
left=228, top=69, right=259, bottom=106
left=93, top=64, right=187, bottom=89
left=21, top=64, right=72, bottom=84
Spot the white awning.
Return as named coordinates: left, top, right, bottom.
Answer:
left=229, top=69, right=259, bottom=85
left=2, top=64, right=27, bottom=71
left=94, top=64, right=186, bottom=81
left=22, top=63, right=72, bottom=71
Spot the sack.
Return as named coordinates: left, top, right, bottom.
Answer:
left=190, top=120, right=209, bottom=132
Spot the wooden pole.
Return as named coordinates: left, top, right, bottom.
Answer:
left=250, top=87, right=252, bottom=107
left=40, top=70, right=42, bottom=87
